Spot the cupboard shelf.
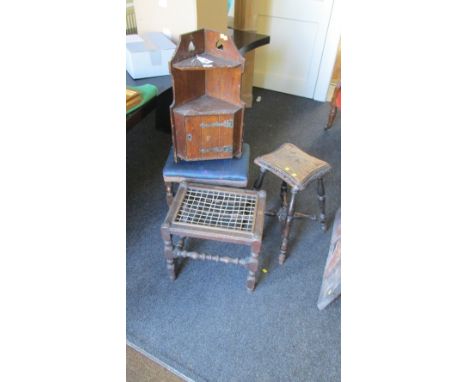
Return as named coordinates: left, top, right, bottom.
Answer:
left=173, top=95, right=241, bottom=116
left=172, top=53, right=241, bottom=70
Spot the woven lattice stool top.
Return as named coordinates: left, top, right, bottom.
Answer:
left=254, top=143, right=331, bottom=190
left=164, top=182, right=266, bottom=243
left=175, top=186, right=257, bottom=232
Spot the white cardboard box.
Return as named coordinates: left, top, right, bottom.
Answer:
left=126, top=32, right=176, bottom=79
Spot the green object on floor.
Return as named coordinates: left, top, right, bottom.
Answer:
left=126, top=84, right=158, bottom=115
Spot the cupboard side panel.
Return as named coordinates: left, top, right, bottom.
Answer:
left=172, top=69, right=206, bottom=106
left=172, top=112, right=187, bottom=160
left=205, top=68, right=242, bottom=105
left=232, top=108, right=244, bottom=157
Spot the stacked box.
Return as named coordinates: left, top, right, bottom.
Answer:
left=126, top=32, right=176, bottom=79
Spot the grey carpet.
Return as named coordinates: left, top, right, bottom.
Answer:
left=127, top=88, right=341, bottom=382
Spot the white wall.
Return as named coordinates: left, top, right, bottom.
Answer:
left=133, top=0, right=227, bottom=43
left=134, top=0, right=197, bottom=42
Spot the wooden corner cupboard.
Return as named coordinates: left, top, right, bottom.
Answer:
left=170, top=29, right=246, bottom=162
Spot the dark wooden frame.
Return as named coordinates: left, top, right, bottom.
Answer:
left=160, top=182, right=266, bottom=291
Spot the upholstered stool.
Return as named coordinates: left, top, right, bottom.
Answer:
left=163, top=143, right=250, bottom=207
left=253, top=143, right=332, bottom=264
left=161, top=182, right=266, bottom=291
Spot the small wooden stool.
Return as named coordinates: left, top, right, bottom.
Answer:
left=253, top=143, right=332, bottom=264
left=163, top=144, right=250, bottom=207
left=160, top=182, right=266, bottom=291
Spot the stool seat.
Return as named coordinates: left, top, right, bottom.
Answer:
left=163, top=143, right=250, bottom=187
left=254, top=143, right=331, bottom=190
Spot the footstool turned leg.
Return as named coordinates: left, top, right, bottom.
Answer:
left=253, top=168, right=266, bottom=190
left=317, top=178, right=327, bottom=231
left=161, top=226, right=176, bottom=281
left=176, top=237, right=186, bottom=251
left=279, top=187, right=298, bottom=264
left=280, top=181, right=288, bottom=208
left=246, top=240, right=261, bottom=292
left=165, top=182, right=174, bottom=207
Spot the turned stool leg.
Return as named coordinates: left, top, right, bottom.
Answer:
left=280, top=181, right=288, bottom=208
left=253, top=168, right=267, bottom=190
left=246, top=240, right=261, bottom=291
left=317, top=178, right=327, bottom=231
left=161, top=227, right=176, bottom=280
left=176, top=237, right=186, bottom=251
left=164, top=182, right=174, bottom=207
left=279, top=187, right=298, bottom=264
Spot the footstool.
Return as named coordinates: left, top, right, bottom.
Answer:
left=253, top=143, right=332, bottom=264
left=163, top=144, right=250, bottom=207
left=160, top=182, right=266, bottom=291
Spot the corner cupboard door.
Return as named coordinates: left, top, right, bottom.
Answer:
left=198, top=114, right=234, bottom=160
left=185, top=115, right=211, bottom=161
left=185, top=115, right=234, bottom=160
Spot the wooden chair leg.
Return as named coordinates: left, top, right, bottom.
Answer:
left=253, top=168, right=267, bottom=190
left=326, top=106, right=337, bottom=130
left=161, top=227, right=176, bottom=280
left=317, top=178, right=327, bottom=231
left=165, top=182, right=174, bottom=207
left=279, top=188, right=298, bottom=264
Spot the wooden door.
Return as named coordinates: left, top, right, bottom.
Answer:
left=216, top=114, right=235, bottom=159
left=185, top=115, right=209, bottom=160
left=184, top=115, right=234, bottom=160
left=254, top=0, right=335, bottom=99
